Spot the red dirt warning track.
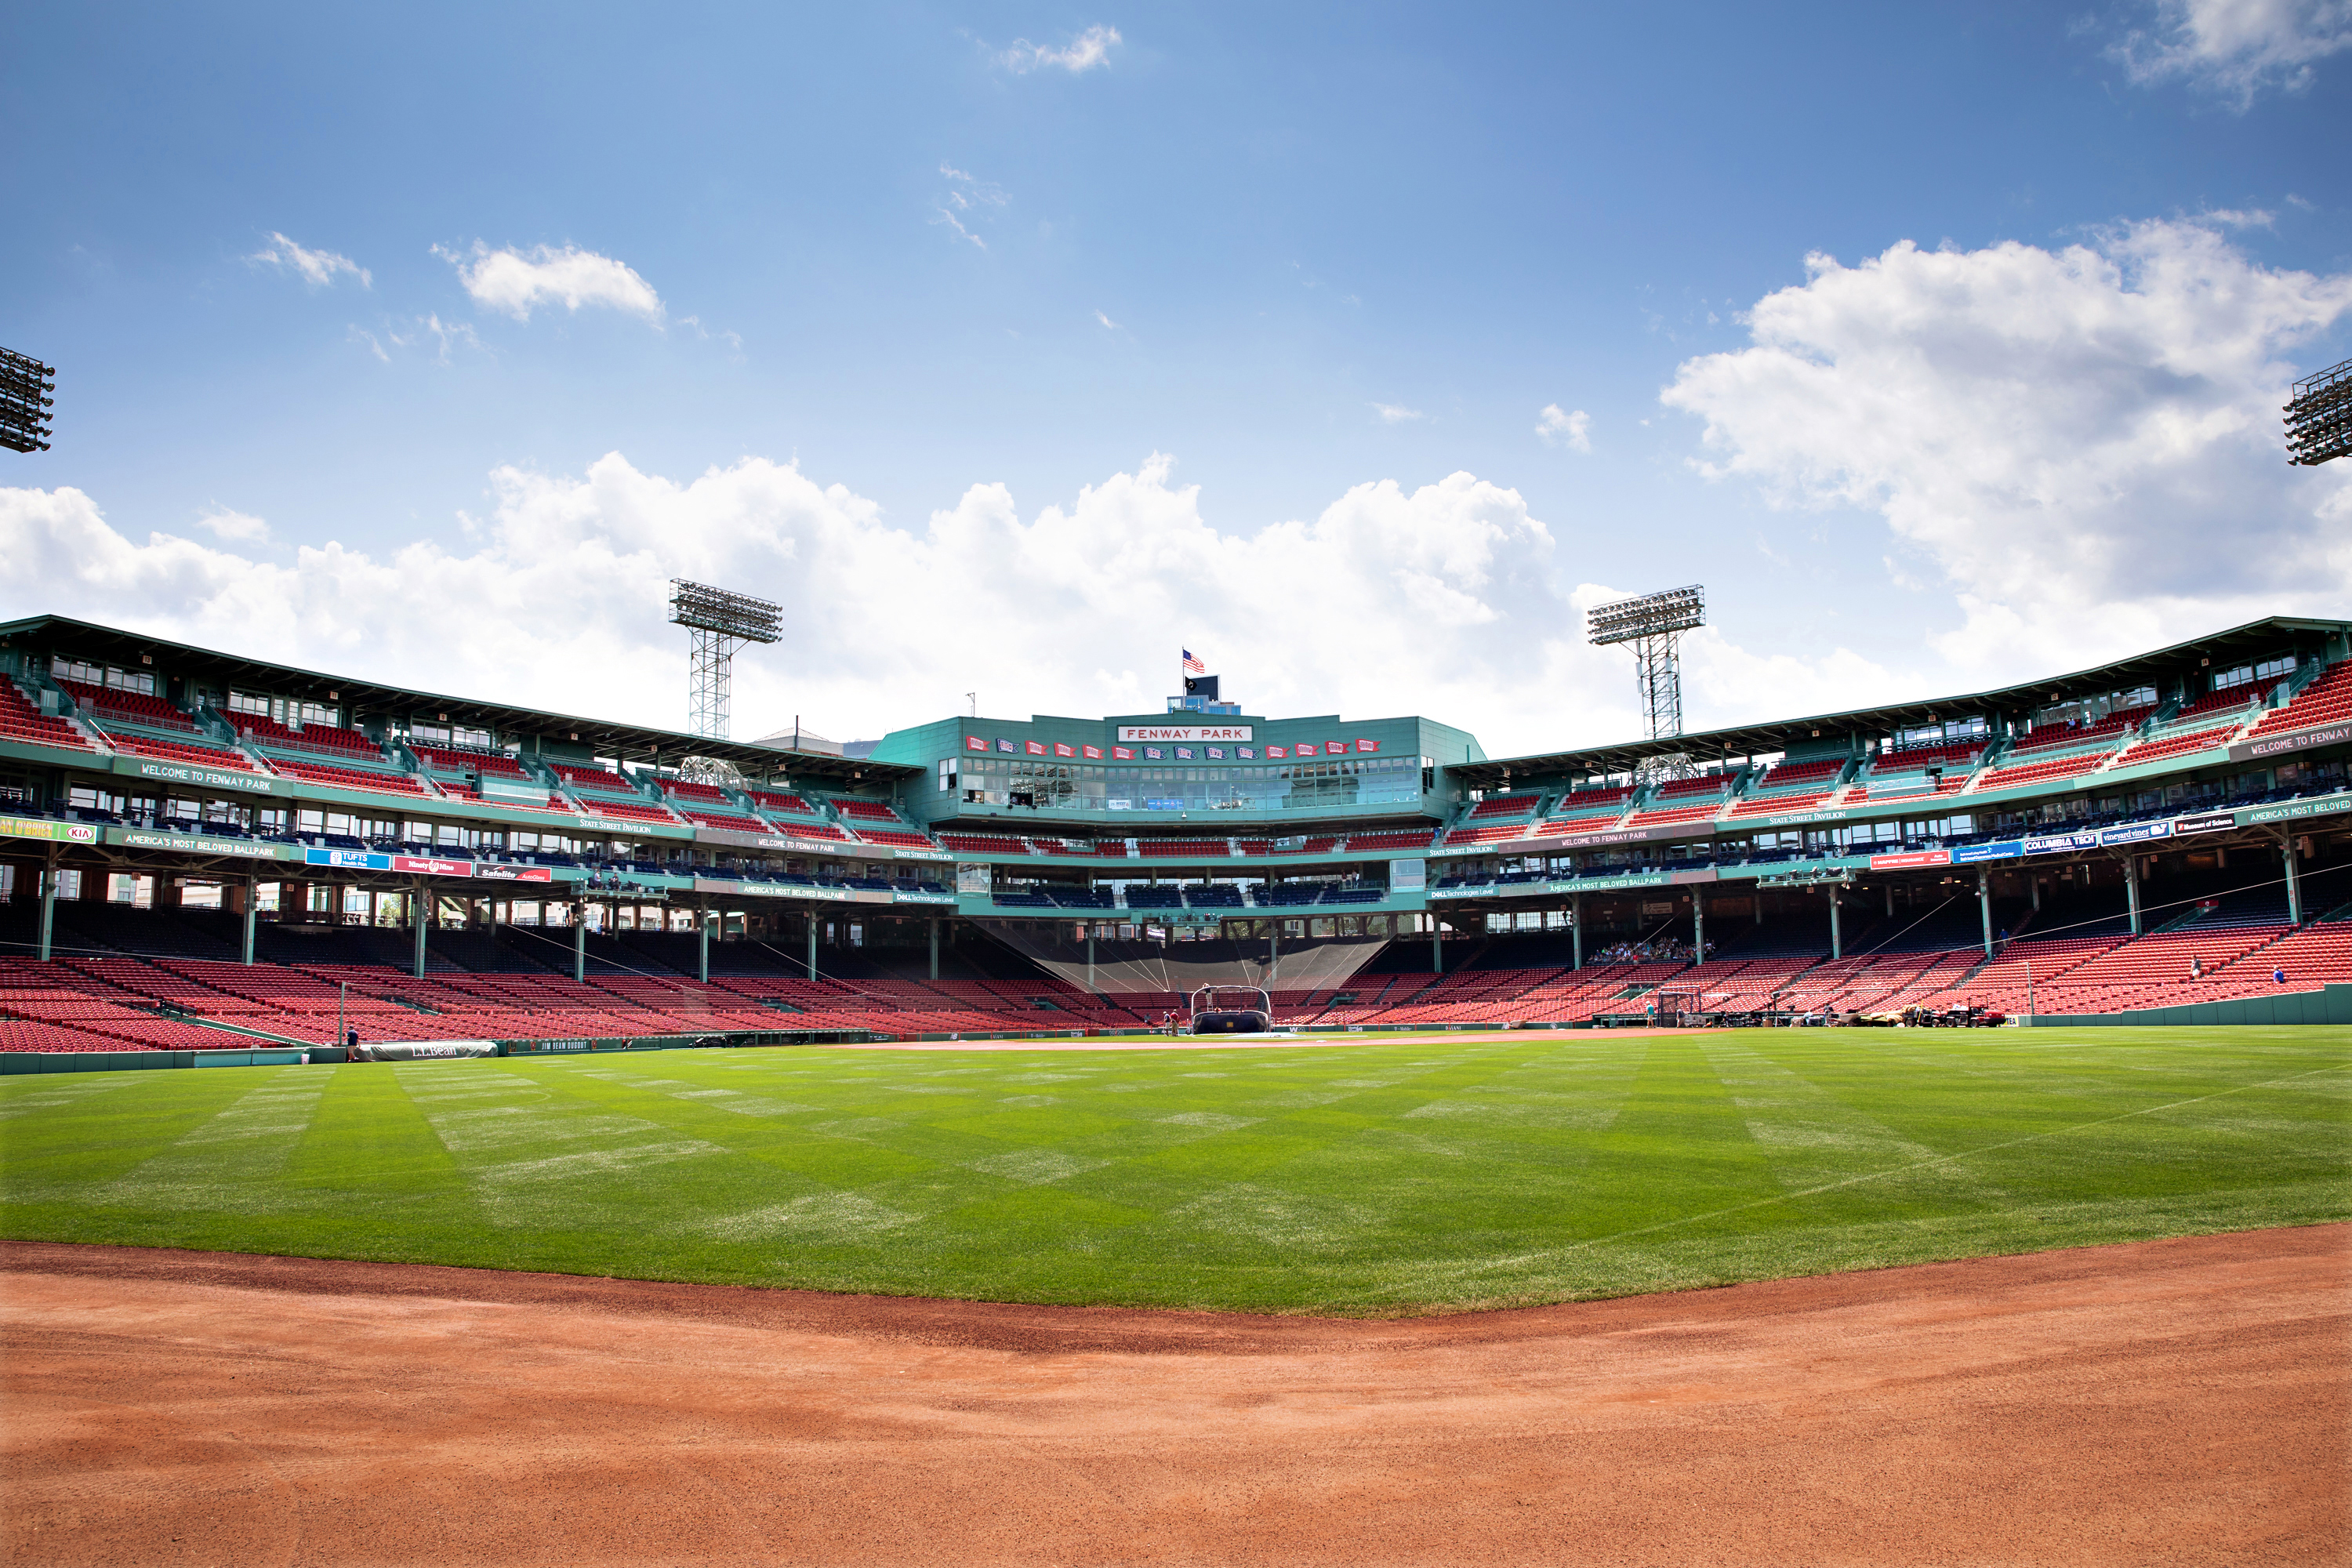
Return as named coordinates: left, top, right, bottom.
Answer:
left=2, top=1227, right=2345, bottom=1566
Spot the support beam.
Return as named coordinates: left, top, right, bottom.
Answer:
left=1429, top=918, right=1440, bottom=974
left=412, top=880, right=427, bottom=978
left=1829, top=888, right=1842, bottom=960
left=930, top=918, right=941, bottom=982
left=1978, top=866, right=1994, bottom=959
left=1085, top=930, right=1094, bottom=992
left=37, top=853, right=57, bottom=962
left=2125, top=855, right=2143, bottom=937
left=2283, top=837, right=2304, bottom=925
left=1571, top=894, right=1584, bottom=971
left=243, top=874, right=258, bottom=966
left=807, top=914, right=818, bottom=981
left=698, top=903, right=711, bottom=985
left=1692, top=893, right=1706, bottom=963
left=574, top=903, right=587, bottom=983
left=1886, top=884, right=1896, bottom=918
left=2031, top=875, right=2042, bottom=912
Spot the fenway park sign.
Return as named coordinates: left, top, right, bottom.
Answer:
left=1114, top=724, right=1253, bottom=742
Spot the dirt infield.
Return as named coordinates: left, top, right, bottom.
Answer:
left=2, top=1229, right=2344, bottom=1566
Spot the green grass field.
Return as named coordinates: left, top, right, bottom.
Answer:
left=3, top=1027, right=2347, bottom=1314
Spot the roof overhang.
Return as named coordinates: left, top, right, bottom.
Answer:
left=0, top=613, right=918, bottom=784
left=1452, top=615, right=2350, bottom=788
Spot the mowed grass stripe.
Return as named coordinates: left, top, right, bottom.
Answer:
left=2, top=1026, right=2345, bottom=1313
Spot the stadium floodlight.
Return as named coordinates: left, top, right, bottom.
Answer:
left=0, top=347, right=56, bottom=454
left=2285, top=357, right=2352, bottom=466
left=1587, top=583, right=1704, bottom=780
left=669, top=579, right=782, bottom=749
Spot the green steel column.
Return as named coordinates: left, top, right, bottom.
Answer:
left=242, top=874, right=257, bottom=965
left=807, top=914, right=818, bottom=980
left=699, top=903, right=711, bottom=985
left=2125, top=855, right=2142, bottom=936
left=2283, top=838, right=2303, bottom=924
left=412, top=881, right=428, bottom=978
left=1978, top=867, right=1994, bottom=957
left=1691, top=892, right=1706, bottom=963
left=2031, top=875, right=2041, bottom=912
left=1429, top=918, right=1440, bottom=974
left=37, top=855, right=56, bottom=962
left=1829, top=889, right=1842, bottom=960
left=1085, top=930, right=1094, bottom=991
left=574, top=902, right=586, bottom=983
left=1571, top=893, right=1584, bottom=971
left=930, top=918, right=940, bottom=982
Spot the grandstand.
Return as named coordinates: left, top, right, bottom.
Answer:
left=1, top=610, right=2348, bottom=1051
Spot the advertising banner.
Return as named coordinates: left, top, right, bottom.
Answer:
left=2, top=816, right=99, bottom=844
left=1952, top=840, right=2022, bottom=864
left=388, top=855, right=474, bottom=877
left=474, top=864, right=557, bottom=883
left=2023, top=829, right=2099, bottom=857
left=2098, top=819, right=2173, bottom=847
left=1870, top=850, right=1951, bottom=869
left=305, top=848, right=385, bottom=869
left=2173, top=811, right=2237, bottom=835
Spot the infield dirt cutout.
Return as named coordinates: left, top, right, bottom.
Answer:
left=3, top=1225, right=2343, bottom=1566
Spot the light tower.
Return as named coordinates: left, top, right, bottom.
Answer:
left=1587, top=583, right=1705, bottom=782
left=669, top=580, right=781, bottom=779
left=1, top=347, right=56, bottom=454
left=2285, top=358, right=2351, bottom=466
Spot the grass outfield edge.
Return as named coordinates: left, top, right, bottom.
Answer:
left=4, top=1221, right=2347, bottom=1332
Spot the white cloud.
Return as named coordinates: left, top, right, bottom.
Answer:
left=1535, top=405, right=1592, bottom=451
left=249, top=232, right=369, bottom=289
left=1661, top=218, right=2352, bottom=680
left=196, top=507, right=269, bottom=543
left=1000, top=24, right=1121, bottom=73
left=433, top=242, right=663, bottom=323
left=935, top=165, right=1007, bottom=251
left=1371, top=403, right=1425, bottom=424
left=1094, top=310, right=1120, bottom=330
left=0, top=456, right=1915, bottom=758
left=2112, top=0, right=2352, bottom=104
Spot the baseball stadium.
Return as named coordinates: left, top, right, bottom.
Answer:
left=2, top=604, right=2347, bottom=1561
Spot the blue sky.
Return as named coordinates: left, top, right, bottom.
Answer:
left=5, top=2, right=2350, bottom=754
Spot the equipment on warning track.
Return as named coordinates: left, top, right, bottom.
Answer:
left=1189, top=984, right=1272, bottom=1035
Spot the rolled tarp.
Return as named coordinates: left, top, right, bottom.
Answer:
left=357, top=1040, right=501, bottom=1062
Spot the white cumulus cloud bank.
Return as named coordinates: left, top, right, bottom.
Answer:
left=248, top=232, right=369, bottom=289
left=0, top=456, right=1907, bottom=757
left=1536, top=405, right=1592, bottom=451
left=1662, top=218, right=2352, bottom=680
left=2113, top=0, right=2352, bottom=103
left=434, top=242, right=664, bottom=323
left=1001, top=24, right=1120, bottom=73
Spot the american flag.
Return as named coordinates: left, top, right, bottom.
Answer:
left=1182, top=649, right=1206, bottom=676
